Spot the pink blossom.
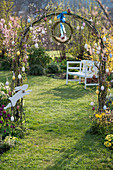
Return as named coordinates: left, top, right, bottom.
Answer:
left=9, top=22, right=12, bottom=28
left=0, top=22, right=3, bottom=29
left=9, top=16, right=14, bottom=22
left=1, top=19, right=5, bottom=24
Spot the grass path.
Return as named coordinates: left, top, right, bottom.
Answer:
left=0, top=72, right=113, bottom=169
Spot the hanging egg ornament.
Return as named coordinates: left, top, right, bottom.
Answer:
left=92, top=48, right=95, bottom=53
left=77, top=26, right=80, bottom=30
left=29, top=26, right=33, bottom=31
left=95, top=43, right=97, bottom=47
left=68, top=8, right=71, bottom=13
left=110, top=53, right=112, bottom=58
left=12, top=75, right=15, bottom=81
left=8, top=91, right=12, bottom=96
left=54, top=16, right=57, bottom=21
left=22, top=66, right=25, bottom=72
left=90, top=102, right=94, bottom=106
left=27, top=18, right=31, bottom=23
left=17, top=105, right=20, bottom=110
left=103, top=37, right=106, bottom=42
left=81, top=26, right=84, bottom=30
left=101, top=85, right=104, bottom=91
left=42, top=29, right=45, bottom=34
left=92, top=106, right=95, bottom=111
left=11, top=116, right=14, bottom=121
left=50, top=37, right=53, bottom=42
left=97, top=46, right=101, bottom=51
left=18, top=74, right=22, bottom=79
left=5, top=81, right=9, bottom=86
left=96, top=89, right=99, bottom=95
left=108, top=88, right=110, bottom=92
left=83, top=22, right=85, bottom=27
left=103, top=105, right=107, bottom=110
left=12, top=41, right=15, bottom=45
left=44, top=17, right=47, bottom=22
left=17, top=51, right=20, bottom=56
left=35, top=43, right=38, bottom=48
left=106, top=68, right=109, bottom=73
left=89, top=18, right=93, bottom=22
left=84, top=44, right=88, bottom=49
left=96, top=50, right=100, bottom=54
left=49, top=20, right=52, bottom=24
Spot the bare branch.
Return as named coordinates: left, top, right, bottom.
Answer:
left=95, top=0, right=113, bottom=26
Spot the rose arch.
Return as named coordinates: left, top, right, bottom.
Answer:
left=19, top=12, right=107, bottom=115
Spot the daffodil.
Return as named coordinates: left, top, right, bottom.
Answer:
left=95, top=114, right=99, bottom=118
left=104, top=141, right=111, bottom=147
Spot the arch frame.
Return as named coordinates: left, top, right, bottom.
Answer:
left=20, top=12, right=107, bottom=111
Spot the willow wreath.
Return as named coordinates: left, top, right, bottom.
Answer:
left=51, top=21, right=73, bottom=43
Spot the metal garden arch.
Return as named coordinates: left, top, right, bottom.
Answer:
left=20, top=12, right=107, bottom=112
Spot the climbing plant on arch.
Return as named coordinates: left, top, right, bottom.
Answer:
left=18, top=11, right=109, bottom=114
left=2, top=11, right=110, bottom=129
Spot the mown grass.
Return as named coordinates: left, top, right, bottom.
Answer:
left=0, top=71, right=113, bottom=170
left=46, top=50, right=73, bottom=58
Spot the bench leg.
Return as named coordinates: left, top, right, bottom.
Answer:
left=79, top=77, right=81, bottom=84
left=66, top=72, right=68, bottom=84
left=85, top=77, right=87, bottom=89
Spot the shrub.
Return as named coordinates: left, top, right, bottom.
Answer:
left=28, top=47, right=51, bottom=69
left=29, top=64, right=45, bottom=75
left=1, top=58, right=12, bottom=71
left=0, top=136, right=18, bottom=154
left=0, top=82, right=9, bottom=107
left=12, top=127, right=25, bottom=138
left=47, top=63, right=60, bottom=74
left=58, top=59, right=67, bottom=72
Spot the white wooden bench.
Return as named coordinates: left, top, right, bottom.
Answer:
left=66, top=60, right=99, bottom=89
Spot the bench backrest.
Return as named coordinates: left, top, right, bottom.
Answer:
left=81, top=60, right=98, bottom=74
left=67, top=60, right=98, bottom=75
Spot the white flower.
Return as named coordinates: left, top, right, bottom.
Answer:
left=11, top=116, right=14, bottom=121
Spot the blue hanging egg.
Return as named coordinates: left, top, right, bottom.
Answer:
left=110, top=53, right=112, bottom=58
left=103, top=105, right=107, bottom=110
left=27, top=18, right=31, bottom=23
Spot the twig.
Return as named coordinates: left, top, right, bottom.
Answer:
left=95, top=0, right=113, bottom=26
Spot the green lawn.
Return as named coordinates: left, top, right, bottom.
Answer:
left=46, top=50, right=73, bottom=58
left=0, top=71, right=113, bottom=170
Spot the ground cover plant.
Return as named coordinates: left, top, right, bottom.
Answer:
left=0, top=71, right=113, bottom=169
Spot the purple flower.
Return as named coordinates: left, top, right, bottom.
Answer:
left=0, top=120, right=3, bottom=124
left=4, top=130, right=6, bottom=133
left=3, top=111, right=6, bottom=114
left=6, top=123, right=9, bottom=126
left=2, top=105, right=5, bottom=108
left=0, top=108, right=3, bottom=111
left=6, top=117, right=8, bottom=120
left=11, top=125, right=13, bottom=128
left=13, top=125, right=15, bottom=129
left=7, top=114, right=10, bottom=118
left=0, top=113, right=2, bottom=116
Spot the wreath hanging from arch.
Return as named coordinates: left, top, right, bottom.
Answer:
left=51, top=12, right=73, bottom=43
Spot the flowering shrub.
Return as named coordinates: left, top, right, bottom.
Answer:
left=104, top=134, right=113, bottom=150
left=91, top=111, right=113, bottom=135
left=0, top=105, right=16, bottom=139
left=0, top=135, right=18, bottom=154
left=0, top=82, right=9, bottom=106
